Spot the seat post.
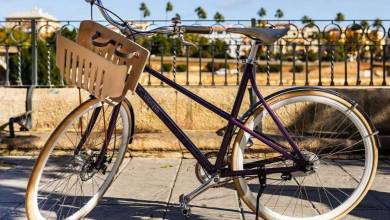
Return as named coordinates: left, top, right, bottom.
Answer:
left=246, top=40, right=260, bottom=64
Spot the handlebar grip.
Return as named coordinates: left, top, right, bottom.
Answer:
left=182, top=26, right=213, bottom=34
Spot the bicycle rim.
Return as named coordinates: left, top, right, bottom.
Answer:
left=231, top=89, right=378, bottom=220
left=26, top=99, right=131, bottom=220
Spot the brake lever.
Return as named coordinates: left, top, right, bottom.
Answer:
left=179, top=34, right=197, bottom=48
left=168, top=17, right=197, bottom=48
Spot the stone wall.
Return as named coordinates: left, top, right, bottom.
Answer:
left=0, top=86, right=279, bottom=132
left=0, top=88, right=27, bottom=125
left=1, top=86, right=390, bottom=154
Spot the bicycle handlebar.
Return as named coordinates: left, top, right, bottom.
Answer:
left=92, top=0, right=126, bottom=30
left=181, top=26, right=213, bottom=34
left=87, top=0, right=218, bottom=40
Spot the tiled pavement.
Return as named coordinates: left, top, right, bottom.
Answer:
left=1, top=157, right=390, bottom=220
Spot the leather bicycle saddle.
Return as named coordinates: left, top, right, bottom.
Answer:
left=226, top=28, right=289, bottom=44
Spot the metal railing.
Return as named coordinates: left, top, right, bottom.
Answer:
left=0, top=18, right=389, bottom=87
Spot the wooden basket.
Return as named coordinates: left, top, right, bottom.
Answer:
left=56, top=20, right=150, bottom=101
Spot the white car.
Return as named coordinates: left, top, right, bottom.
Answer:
left=215, top=68, right=238, bottom=75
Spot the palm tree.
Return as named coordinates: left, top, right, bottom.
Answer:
left=274, top=9, right=284, bottom=20
left=195, top=7, right=207, bottom=20
left=335, top=12, right=345, bottom=22
left=301, top=15, right=315, bottom=27
left=139, top=2, right=146, bottom=15
left=139, top=2, right=150, bottom=19
left=214, top=12, right=225, bottom=23
left=143, top=8, right=151, bottom=18
left=175, top=13, right=181, bottom=20
left=165, top=1, right=173, bottom=20
left=256, top=7, right=267, bottom=27
left=257, top=7, right=267, bottom=18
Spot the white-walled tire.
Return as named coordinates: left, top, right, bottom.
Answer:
left=26, top=99, right=132, bottom=220
left=231, top=89, right=378, bottom=220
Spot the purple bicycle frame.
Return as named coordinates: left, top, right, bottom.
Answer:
left=136, top=63, right=305, bottom=177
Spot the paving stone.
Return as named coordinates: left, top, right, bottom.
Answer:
left=0, top=203, right=25, bottom=220
left=0, top=156, right=390, bottom=219
left=0, top=156, right=35, bottom=219
left=87, top=158, right=181, bottom=220
left=164, top=159, right=241, bottom=220
left=346, top=209, right=390, bottom=220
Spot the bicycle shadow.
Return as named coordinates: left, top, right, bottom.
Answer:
left=1, top=157, right=390, bottom=219
left=0, top=184, right=244, bottom=220
left=1, top=183, right=389, bottom=219
left=88, top=197, right=248, bottom=219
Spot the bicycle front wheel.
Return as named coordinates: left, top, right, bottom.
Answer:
left=26, top=98, right=132, bottom=220
left=231, top=88, right=378, bottom=220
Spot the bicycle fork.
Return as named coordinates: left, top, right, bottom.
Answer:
left=74, top=100, right=122, bottom=171
left=95, top=102, right=122, bottom=170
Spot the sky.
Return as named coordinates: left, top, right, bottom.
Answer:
left=0, top=0, right=389, bottom=21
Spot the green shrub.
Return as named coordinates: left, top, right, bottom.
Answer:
left=307, top=50, right=318, bottom=62
left=205, top=62, right=230, bottom=72
left=289, top=64, right=304, bottom=73
left=256, top=64, right=280, bottom=73
left=176, top=64, right=187, bottom=72
left=162, top=63, right=173, bottom=72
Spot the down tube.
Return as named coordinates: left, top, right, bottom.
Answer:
left=135, top=84, right=216, bottom=174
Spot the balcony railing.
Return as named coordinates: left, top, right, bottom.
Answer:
left=0, top=19, right=389, bottom=87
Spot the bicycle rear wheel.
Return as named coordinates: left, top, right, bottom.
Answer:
left=231, top=88, right=378, bottom=220
left=26, top=98, right=132, bottom=220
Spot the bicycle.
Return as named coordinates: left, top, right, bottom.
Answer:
left=25, top=0, right=379, bottom=219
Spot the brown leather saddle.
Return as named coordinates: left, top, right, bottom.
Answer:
left=226, top=28, right=289, bottom=44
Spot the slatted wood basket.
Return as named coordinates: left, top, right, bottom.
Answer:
left=56, top=20, right=150, bottom=101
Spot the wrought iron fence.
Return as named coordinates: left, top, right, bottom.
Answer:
left=0, top=18, right=389, bottom=87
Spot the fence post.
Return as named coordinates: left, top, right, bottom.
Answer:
left=249, top=18, right=257, bottom=107
left=356, top=44, right=361, bottom=85
left=369, top=45, right=374, bottom=86
left=305, top=45, right=309, bottom=86
left=383, top=44, right=387, bottom=86
left=279, top=44, right=284, bottom=86
left=292, top=43, right=297, bottom=86
left=211, top=41, right=215, bottom=86
left=148, top=42, right=152, bottom=85
left=318, top=44, right=322, bottom=86
left=4, top=45, right=10, bottom=86
left=198, top=43, right=202, bottom=86
left=160, top=44, right=164, bottom=86
left=186, top=45, right=189, bottom=85
left=31, top=19, right=38, bottom=86
left=16, top=45, right=23, bottom=85
left=266, top=45, right=270, bottom=86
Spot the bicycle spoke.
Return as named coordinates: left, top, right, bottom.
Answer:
left=31, top=101, right=130, bottom=219
left=234, top=93, right=376, bottom=218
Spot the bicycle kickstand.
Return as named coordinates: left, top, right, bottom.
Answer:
left=255, top=166, right=266, bottom=220
left=179, top=174, right=219, bottom=218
